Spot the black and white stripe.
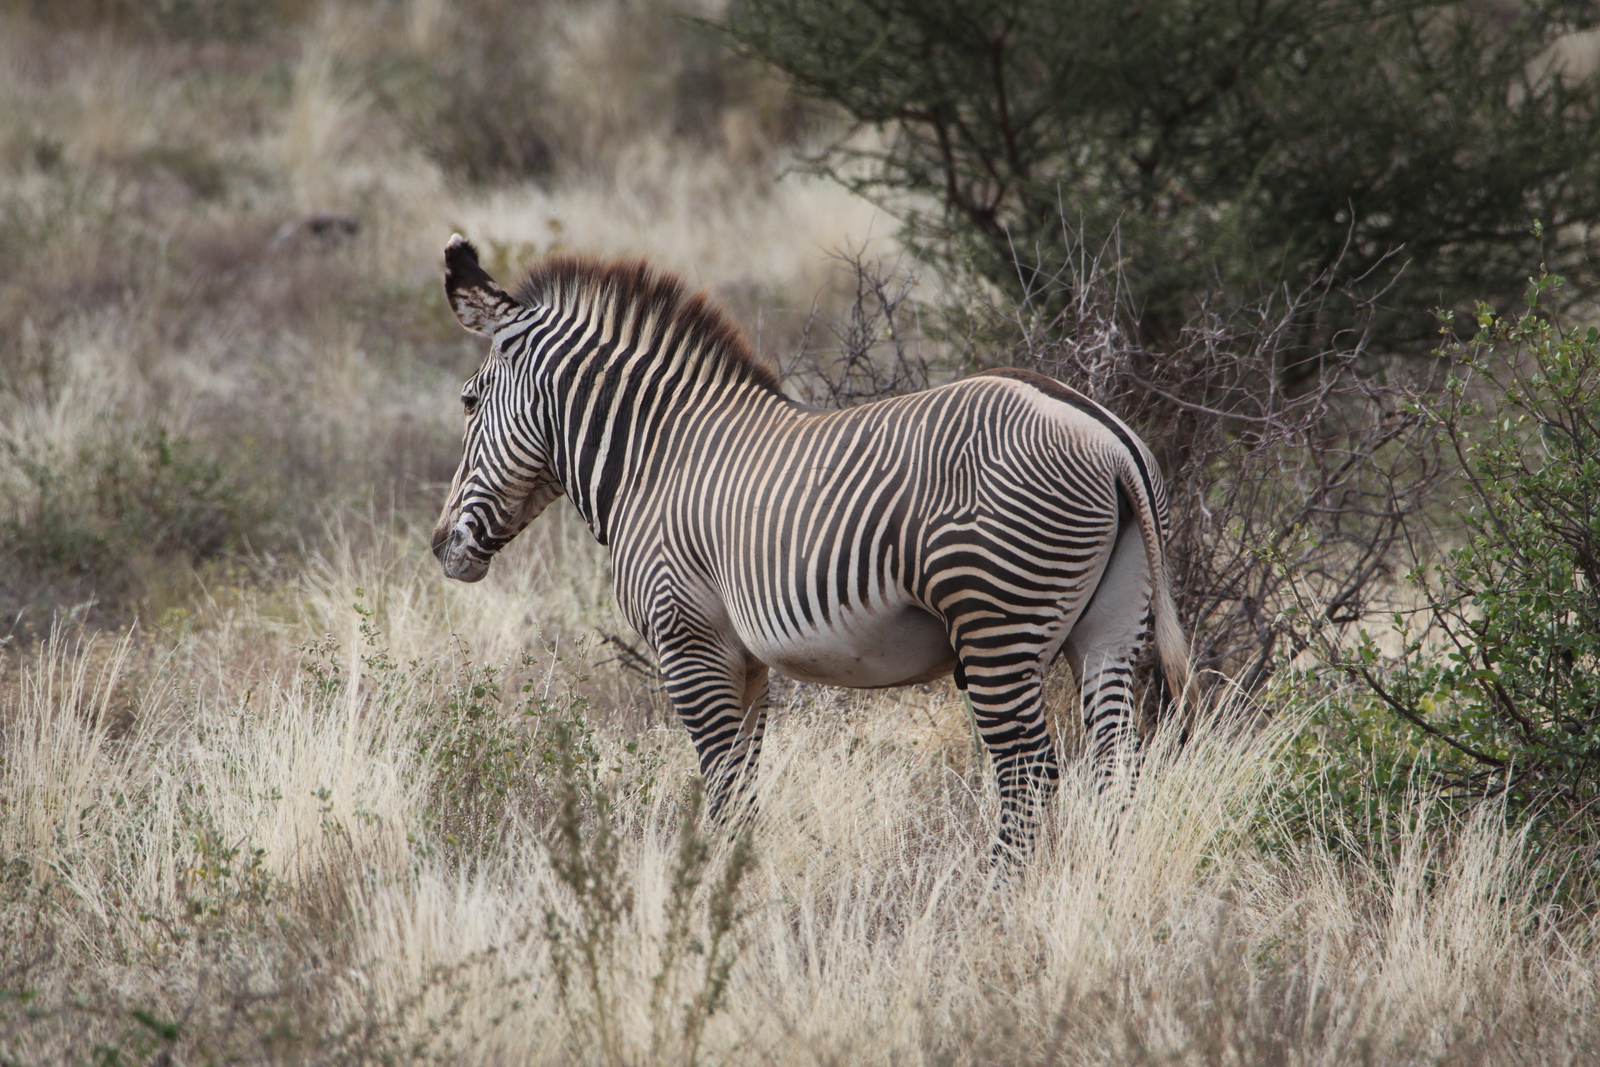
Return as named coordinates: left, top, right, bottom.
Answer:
left=432, top=235, right=1191, bottom=855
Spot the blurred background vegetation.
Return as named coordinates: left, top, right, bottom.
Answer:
left=0, top=0, right=838, bottom=634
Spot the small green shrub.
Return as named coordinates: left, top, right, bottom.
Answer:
left=295, top=598, right=753, bottom=1064
left=542, top=723, right=754, bottom=1067
left=415, top=651, right=563, bottom=859
left=303, top=596, right=664, bottom=864
left=1304, top=264, right=1600, bottom=880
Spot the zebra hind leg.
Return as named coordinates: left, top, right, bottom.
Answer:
left=1064, top=517, right=1154, bottom=810
left=961, top=668, right=1061, bottom=863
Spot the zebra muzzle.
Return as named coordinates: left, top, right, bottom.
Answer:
left=432, top=521, right=491, bottom=583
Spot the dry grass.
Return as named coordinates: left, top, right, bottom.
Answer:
left=3, top=522, right=1598, bottom=1064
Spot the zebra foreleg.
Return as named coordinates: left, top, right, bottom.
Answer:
left=716, top=661, right=770, bottom=825
left=657, top=639, right=769, bottom=827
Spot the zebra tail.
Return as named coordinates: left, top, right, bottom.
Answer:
left=1116, top=455, right=1196, bottom=716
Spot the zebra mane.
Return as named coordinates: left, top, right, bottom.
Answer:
left=510, top=255, right=783, bottom=394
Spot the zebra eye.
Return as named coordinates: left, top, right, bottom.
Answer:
left=462, top=393, right=479, bottom=416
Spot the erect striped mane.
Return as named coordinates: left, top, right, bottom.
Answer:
left=511, top=255, right=783, bottom=394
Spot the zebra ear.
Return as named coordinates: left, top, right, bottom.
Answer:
left=444, top=233, right=517, bottom=337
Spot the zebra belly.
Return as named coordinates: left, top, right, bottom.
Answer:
left=751, top=604, right=956, bottom=689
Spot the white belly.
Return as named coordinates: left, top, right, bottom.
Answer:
left=745, top=603, right=956, bottom=689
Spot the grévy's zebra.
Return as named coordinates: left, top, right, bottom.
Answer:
left=431, top=235, right=1191, bottom=854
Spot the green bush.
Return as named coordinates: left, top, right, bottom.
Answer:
left=1306, top=266, right=1600, bottom=868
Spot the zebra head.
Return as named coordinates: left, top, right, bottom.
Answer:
left=432, top=235, right=564, bottom=583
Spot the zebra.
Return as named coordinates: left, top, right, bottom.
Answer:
left=431, top=234, right=1191, bottom=855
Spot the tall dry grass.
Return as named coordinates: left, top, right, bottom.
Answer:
left=3, top=521, right=1597, bottom=1064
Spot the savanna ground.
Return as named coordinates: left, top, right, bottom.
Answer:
left=2, top=2, right=1598, bottom=1064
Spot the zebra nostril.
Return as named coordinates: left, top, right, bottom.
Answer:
left=431, top=521, right=468, bottom=561
left=437, top=522, right=490, bottom=583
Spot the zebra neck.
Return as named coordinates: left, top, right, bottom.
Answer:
left=546, top=337, right=792, bottom=546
